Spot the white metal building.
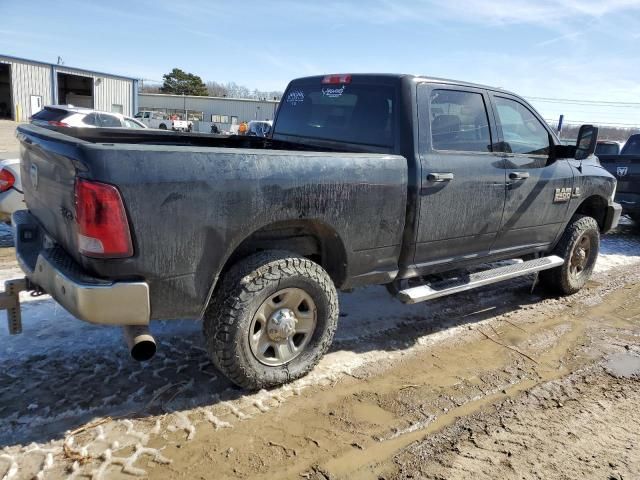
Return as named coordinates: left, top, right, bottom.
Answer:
left=139, top=93, right=279, bottom=132
left=0, top=54, right=138, bottom=121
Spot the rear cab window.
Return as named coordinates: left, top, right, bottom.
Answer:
left=273, top=75, right=398, bottom=149
left=595, top=143, right=620, bottom=156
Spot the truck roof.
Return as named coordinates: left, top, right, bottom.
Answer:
left=289, top=73, right=522, bottom=99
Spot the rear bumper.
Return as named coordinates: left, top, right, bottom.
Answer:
left=13, top=210, right=150, bottom=326
left=603, top=201, right=622, bottom=233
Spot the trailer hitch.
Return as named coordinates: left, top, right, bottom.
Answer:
left=1, top=277, right=33, bottom=335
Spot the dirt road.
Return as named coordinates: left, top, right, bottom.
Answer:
left=1, top=224, right=639, bottom=479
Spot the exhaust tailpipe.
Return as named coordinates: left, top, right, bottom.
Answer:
left=123, top=325, right=156, bottom=361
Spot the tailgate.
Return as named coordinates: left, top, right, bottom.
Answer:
left=599, top=154, right=640, bottom=194
left=16, top=125, right=85, bottom=261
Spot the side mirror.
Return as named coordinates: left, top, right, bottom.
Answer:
left=575, top=124, right=598, bottom=160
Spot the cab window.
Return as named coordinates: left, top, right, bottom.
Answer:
left=494, top=97, right=550, bottom=155
left=98, top=113, right=123, bottom=128
left=124, top=118, right=144, bottom=129
left=429, top=90, right=492, bottom=152
left=82, top=113, right=98, bottom=126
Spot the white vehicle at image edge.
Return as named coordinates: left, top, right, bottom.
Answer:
left=0, top=159, right=25, bottom=222
left=134, top=110, right=193, bottom=131
left=3, top=107, right=154, bottom=220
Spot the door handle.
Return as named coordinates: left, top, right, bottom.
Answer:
left=427, top=172, right=454, bottom=182
left=509, top=171, right=530, bottom=180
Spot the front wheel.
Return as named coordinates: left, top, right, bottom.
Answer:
left=203, top=251, right=339, bottom=389
left=540, top=215, right=600, bottom=295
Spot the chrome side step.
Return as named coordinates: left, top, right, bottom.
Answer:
left=397, top=255, right=564, bottom=305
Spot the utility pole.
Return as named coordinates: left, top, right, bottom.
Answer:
left=557, top=114, right=564, bottom=136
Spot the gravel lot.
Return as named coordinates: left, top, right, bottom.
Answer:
left=0, top=221, right=639, bottom=479
left=0, top=120, right=19, bottom=159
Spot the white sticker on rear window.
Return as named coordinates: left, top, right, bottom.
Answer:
left=286, top=90, right=305, bottom=106
left=322, top=86, right=346, bottom=98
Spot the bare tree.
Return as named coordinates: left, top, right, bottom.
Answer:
left=140, top=84, right=162, bottom=94
left=206, top=81, right=229, bottom=97
left=554, top=124, right=640, bottom=143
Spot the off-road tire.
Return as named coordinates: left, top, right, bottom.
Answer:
left=203, top=250, right=339, bottom=389
left=158, top=123, right=167, bottom=130
left=540, top=215, right=600, bottom=295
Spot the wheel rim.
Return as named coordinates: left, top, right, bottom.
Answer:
left=569, top=233, right=592, bottom=278
left=248, top=288, right=317, bottom=366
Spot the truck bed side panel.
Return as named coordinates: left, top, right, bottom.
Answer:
left=18, top=127, right=407, bottom=320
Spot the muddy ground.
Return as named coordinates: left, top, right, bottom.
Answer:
left=1, top=223, right=640, bottom=479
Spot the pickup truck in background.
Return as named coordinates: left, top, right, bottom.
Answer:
left=11, top=73, right=620, bottom=389
left=599, top=133, right=640, bottom=225
left=134, top=110, right=193, bottom=131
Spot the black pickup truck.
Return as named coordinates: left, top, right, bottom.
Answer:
left=11, top=74, right=620, bottom=389
left=599, top=133, right=640, bottom=224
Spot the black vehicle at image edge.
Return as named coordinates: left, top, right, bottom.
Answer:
left=11, top=73, right=621, bottom=389
left=599, top=133, right=640, bottom=224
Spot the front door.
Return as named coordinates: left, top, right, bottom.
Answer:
left=414, top=84, right=506, bottom=269
left=30, top=95, right=42, bottom=116
left=489, top=94, right=574, bottom=253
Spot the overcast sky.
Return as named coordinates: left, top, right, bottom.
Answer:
left=1, top=0, right=639, bottom=126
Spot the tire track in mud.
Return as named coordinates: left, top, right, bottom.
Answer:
left=145, top=267, right=640, bottom=479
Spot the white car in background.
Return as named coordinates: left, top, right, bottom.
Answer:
left=0, top=159, right=25, bottom=222
left=2, top=108, right=152, bottom=220
left=31, top=106, right=148, bottom=129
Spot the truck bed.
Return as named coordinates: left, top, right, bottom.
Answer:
left=16, top=124, right=408, bottom=320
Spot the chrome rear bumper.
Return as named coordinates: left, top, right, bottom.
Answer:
left=13, top=210, right=150, bottom=326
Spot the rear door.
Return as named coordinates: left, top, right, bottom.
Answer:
left=414, top=84, right=506, bottom=267
left=489, top=94, right=574, bottom=253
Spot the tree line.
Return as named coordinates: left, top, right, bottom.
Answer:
left=141, top=68, right=283, bottom=101
left=554, top=123, right=640, bottom=143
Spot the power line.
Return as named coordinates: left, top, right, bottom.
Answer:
left=544, top=118, right=640, bottom=127
left=527, top=96, right=640, bottom=108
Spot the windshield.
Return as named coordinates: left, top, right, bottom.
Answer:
left=275, top=81, right=396, bottom=147
left=623, top=136, right=640, bottom=155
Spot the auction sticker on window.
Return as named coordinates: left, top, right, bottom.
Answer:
left=286, top=90, right=305, bottom=106
left=322, top=86, right=346, bottom=98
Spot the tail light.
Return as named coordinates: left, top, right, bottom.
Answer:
left=322, top=74, right=352, bottom=85
left=0, top=169, right=15, bottom=192
left=75, top=179, right=133, bottom=258
left=48, top=120, right=69, bottom=127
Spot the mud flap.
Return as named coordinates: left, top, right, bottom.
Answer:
left=1, top=278, right=30, bottom=335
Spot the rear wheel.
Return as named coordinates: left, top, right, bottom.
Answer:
left=158, top=123, right=167, bottom=130
left=540, top=215, right=600, bottom=295
left=203, top=250, right=338, bottom=389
